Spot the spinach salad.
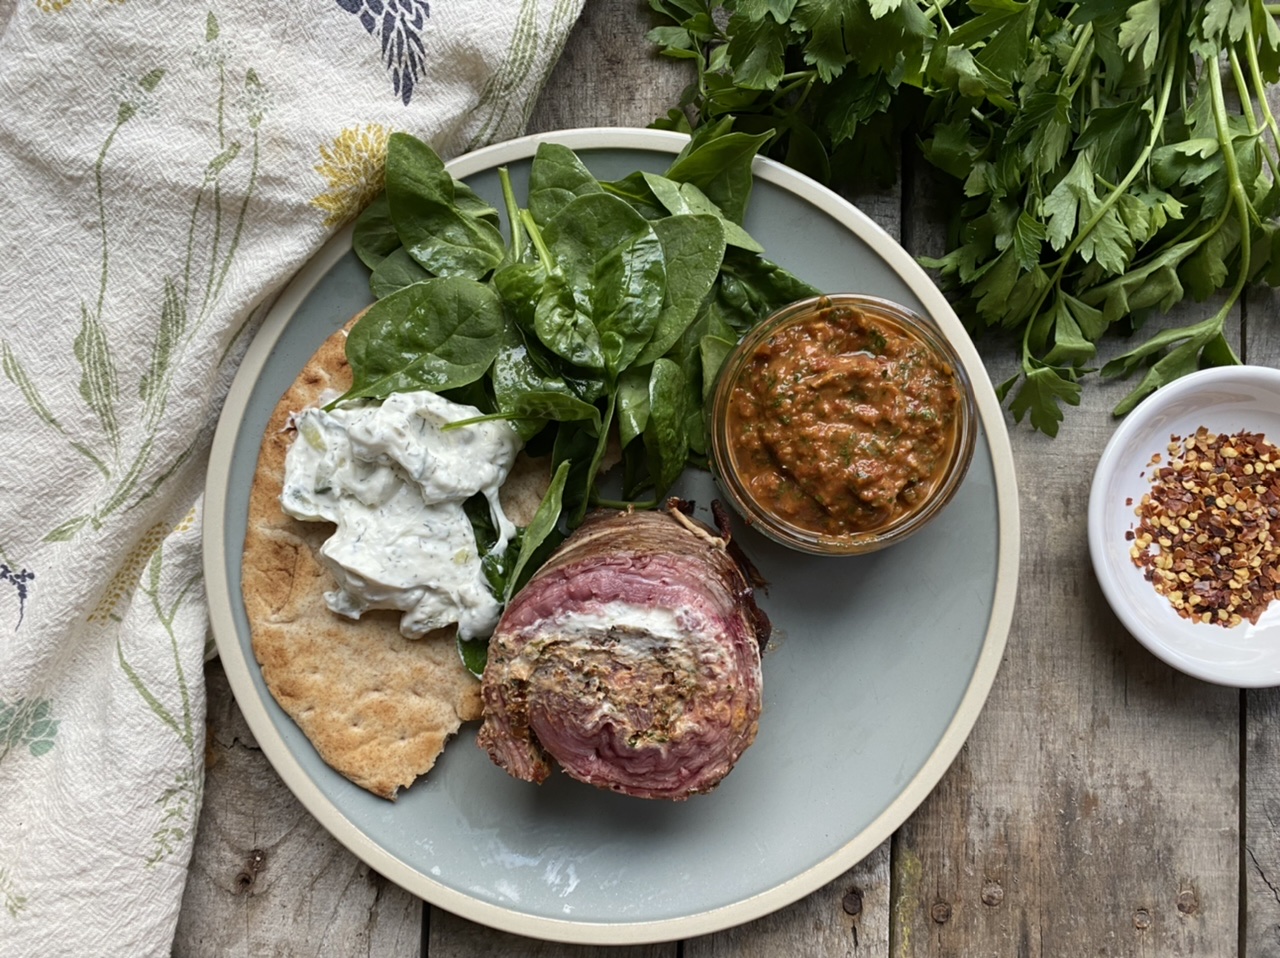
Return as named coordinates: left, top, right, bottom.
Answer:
left=343, top=125, right=816, bottom=668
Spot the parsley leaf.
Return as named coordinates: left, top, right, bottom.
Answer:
left=649, top=0, right=1280, bottom=433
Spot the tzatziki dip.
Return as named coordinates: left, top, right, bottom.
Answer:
left=280, top=389, right=522, bottom=640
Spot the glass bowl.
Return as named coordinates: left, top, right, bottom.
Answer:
left=708, top=293, right=978, bottom=556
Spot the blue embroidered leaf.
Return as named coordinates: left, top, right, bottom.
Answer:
left=335, top=0, right=432, bottom=105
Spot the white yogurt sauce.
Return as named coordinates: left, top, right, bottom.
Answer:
left=281, top=389, right=522, bottom=640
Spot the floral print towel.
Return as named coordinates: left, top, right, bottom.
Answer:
left=0, top=1, right=581, bottom=954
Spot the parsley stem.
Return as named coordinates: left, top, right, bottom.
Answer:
left=1228, top=47, right=1258, bottom=137
left=1206, top=54, right=1251, bottom=335
left=1227, top=46, right=1278, bottom=212
left=1021, top=38, right=1178, bottom=372
left=1061, top=22, right=1094, bottom=83
left=1243, top=18, right=1280, bottom=181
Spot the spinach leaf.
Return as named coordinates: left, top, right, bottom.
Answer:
left=600, top=170, right=668, bottom=220
left=551, top=419, right=599, bottom=524
left=533, top=271, right=605, bottom=370
left=640, top=173, right=765, bottom=253
left=643, top=358, right=689, bottom=497
left=699, top=333, right=737, bottom=401
left=543, top=192, right=658, bottom=279
left=454, top=179, right=502, bottom=226
left=353, top=193, right=399, bottom=269
left=665, top=127, right=772, bottom=224
left=458, top=636, right=489, bottom=679
left=492, top=323, right=602, bottom=439
left=616, top=364, right=651, bottom=448
left=369, top=246, right=432, bottom=298
left=505, top=459, right=571, bottom=601
left=341, top=276, right=505, bottom=402
left=528, top=143, right=604, bottom=226
left=385, top=133, right=507, bottom=280
left=538, top=196, right=669, bottom=376
left=589, top=226, right=667, bottom=378
left=714, top=248, right=820, bottom=330
left=634, top=213, right=726, bottom=366
left=493, top=260, right=543, bottom=332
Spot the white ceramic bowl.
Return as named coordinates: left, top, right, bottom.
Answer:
left=1088, top=365, right=1280, bottom=687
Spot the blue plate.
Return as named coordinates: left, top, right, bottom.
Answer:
left=204, top=128, right=1019, bottom=944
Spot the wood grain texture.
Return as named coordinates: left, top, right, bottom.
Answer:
left=1246, top=280, right=1280, bottom=958
left=175, top=662, right=424, bottom=957
left=891, top=152, right=1242, bottom=958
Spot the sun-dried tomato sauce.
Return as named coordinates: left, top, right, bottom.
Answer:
left=725, top=302, right=961, bottom=537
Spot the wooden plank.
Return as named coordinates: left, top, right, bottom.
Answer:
left=428, top=909, right=676, bottom=958
left=1244, top=279, right=1280, bottom=956
left=174, top=662, right=424, bottom=957
left=526, top=0, right=687, bottom=136
left=890, top=156, right=1242, bottom=956
left=684, top=844, right=891, bottom=958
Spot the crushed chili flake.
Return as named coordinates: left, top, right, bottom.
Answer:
left=1129, top=426, right=1280, bottom=628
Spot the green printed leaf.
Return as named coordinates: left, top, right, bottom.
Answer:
left=141, top=278, right=187, bottom=421
left=74, top=304, right=120, bottom=451
left=44, top=515, right=90, bottom=542
left=0, top=698, right=60, bottom=763
left=139, top=68, right=165, bottom=93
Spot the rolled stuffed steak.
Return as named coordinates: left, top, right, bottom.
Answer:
left=477, top=500, right=769, bottom=800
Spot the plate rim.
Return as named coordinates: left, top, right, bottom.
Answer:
left=1087, top=363, right=1280, bottom=688
left=203, top=126, right=1021, bottom=944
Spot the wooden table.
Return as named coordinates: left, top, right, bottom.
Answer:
left=174, top=2, right=1280, bottom=954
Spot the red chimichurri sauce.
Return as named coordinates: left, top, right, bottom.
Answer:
left=725, top=302, right=961, bottom=538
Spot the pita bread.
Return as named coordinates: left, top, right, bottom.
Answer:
left=243, top=313, right=526, bottom=800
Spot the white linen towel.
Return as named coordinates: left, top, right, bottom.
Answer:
left=0, top=0, right=582, bottom=953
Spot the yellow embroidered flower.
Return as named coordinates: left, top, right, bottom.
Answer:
left=311, top=123, right=391, bottom=228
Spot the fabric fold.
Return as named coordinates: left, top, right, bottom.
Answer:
left=0, top=1, right=582, bottom=953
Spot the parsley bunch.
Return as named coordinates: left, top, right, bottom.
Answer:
left=649, top=0, right=1280, bottom=434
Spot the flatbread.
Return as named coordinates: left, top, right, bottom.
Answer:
left=243, top=314, right=494, bottom=800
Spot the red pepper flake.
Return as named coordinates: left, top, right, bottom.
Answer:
left=1128, top=427, right=1280, bottom=627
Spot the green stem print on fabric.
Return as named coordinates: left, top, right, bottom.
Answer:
left=117, top=538, right=202, bottom=867
left=465, top=0, right=578, bottom=151
left=0, top=867, right=26, bottom=919
left=0, top=12, right=270, bottom=544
